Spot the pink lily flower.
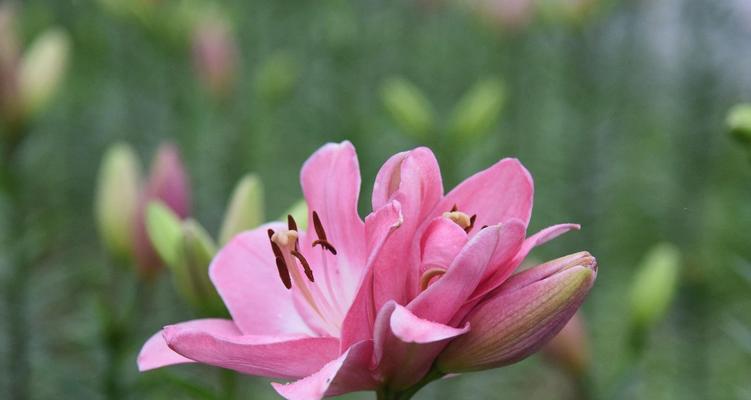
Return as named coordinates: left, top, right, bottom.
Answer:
left=138, top=141, right=596, bottom=399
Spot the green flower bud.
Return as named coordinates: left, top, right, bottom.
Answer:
left=380, top=77, right=435, bottom=139
left=18, top=27, right=70, bottom=117
left=254, top=51, right=300, bottom=105
left=629, top=243, right=681, bottom=334
left=145, top=201, right=183, bottom=268
left=281, top=199, right=308, bottom=230
left=218, top=174, right=264, bottom=245
left=94, top=143, right=142, bottom=260
left=173, top=220, right=224, bottom=316
left=727, top=103, right=751, bottom=145
left=448, top=77, right=505, bottom=142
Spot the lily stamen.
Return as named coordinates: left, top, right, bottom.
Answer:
left=312, top=211, right=338, bottom=255
left=419, top=267, right=447, bottom=291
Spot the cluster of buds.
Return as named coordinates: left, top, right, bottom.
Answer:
left=95, top=141, right=283, bottom=314
left=0, top=4, right=70, bottom=137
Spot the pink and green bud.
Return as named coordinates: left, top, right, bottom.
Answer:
left=133, top=142, right=191, bottom=276
left=94, top=142, right=142, bottom=260
left=145, top=202, right=183, bottom=267
left=191, top=12, right=238, bottom=99
left=218, top=174, right=264, bottom=246
left=380, top=77, right=435, bottom=140
left=0, top=4, right=21, bottom=126
left=18, top=27, right=70, bottom=117
left=437, top=252, right=597, bottom=373
left=542, top=311, right=590, bottom=377
left=629, top=243, right=680, bottom=333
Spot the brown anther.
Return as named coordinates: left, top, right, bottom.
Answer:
left=291, top=250, right=315, bottom=282
left=312, top=210, right=338, bottom=255
left=268, top=229, right=283, bottom=258
left=419, top=267, right=447, bottom=291
left=450, top=204, right=458, bottom=212
left=275, top=257, right=292, bottom=289
left=481, top=225, right=489, bottom=230
left=465, top=214, right=477, bottom=234
left=287, top=214, right=298, bottom=232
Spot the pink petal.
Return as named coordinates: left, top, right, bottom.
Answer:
left=409, top=220, right=526, bottom=325
left=373, top=302, right=469, bottom=389
left=163, top=322, right=339, bottom=379
left=419, top=217, right=468, bottom=272
left=272, top=340, right=376, bottom=399
left=340, top=201, right=403, bottom=351
left=370, top=148, right=443, bottom=308
left=510, top=223, right=580, bottom=266
left=300, top=141, right=366, bottom=293
left=138, top=318, right=236, bottom=371
left=435, top=158, right=533, bottom=231
left=209, top=224, right=314, bottom=335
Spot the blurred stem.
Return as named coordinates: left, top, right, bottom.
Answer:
left=2, top=133, right=30, bottom=400
left=573, top=371, right=594, bottom=400
left=375, top=369, right=443, bottom=400
left=608, top=327, right=644, bottom=400
left=219, top=369, right=238, bottom=400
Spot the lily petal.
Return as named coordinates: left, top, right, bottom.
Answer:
left=300, top=141, right=366, bottom=289
left=409, top=220, right=526, bottom=325
left=373, top=302, right=469, bottom=389
left=510, top=223, right=580, bottom=266
left=371, top=148, right=444, bottom=308
left=209, top=224, right=314, bottom=335
left=435, top=158, right=533, bottom=231
left=437, top=255, right=597, bottom=373
left=419, top=217, right=468, bottom=273
left=138, top=319, right=236, bottom=371
left=163, top=322, right=340, bottom=379
left=272, top=340, right=376, bottom=400
left=340, top=201, right=403, bottom=351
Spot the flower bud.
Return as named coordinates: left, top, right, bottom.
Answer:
left=191, top=12, right=238, bottom=99
left=380, top=77, right=435, bottom=140
left=727, top=103, right=751, bottom=146
left=542, top=312, right=590, bottom=377
left=254, top=51, right=300, bottom=105
left=218, top=174, right=264, bottom=245
left=145, top=201, right=183, bottom=268
left=18, top=27, right=70, bottom=117
left=133, top=142, right=191, bottom=276
left=629, top=243, right=680, bottom=334
left=0, top=4, right=21, bottom=126
left=173, top=220, right=224, bottom=316
left=94, top=142, right=142, bottom=260
left=448, top=77, right=505, bottom=142
left=472, top=0, right=535, bottom=31
left=437, top=252, right=597, bottom=373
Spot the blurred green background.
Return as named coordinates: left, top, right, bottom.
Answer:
left=1, top=0, right=751, bottom=399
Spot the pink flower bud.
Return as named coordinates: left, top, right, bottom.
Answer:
left=191, top=14, right=238, bottom=99
left=133, top=142, right=191, bottom=277
left=543, top=311, right=590, bottom=377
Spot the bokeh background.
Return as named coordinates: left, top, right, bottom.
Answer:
left=1, top=0, right=751, bottom=399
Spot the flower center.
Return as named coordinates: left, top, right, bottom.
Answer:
left=443, top=204, right=477, bottom=233
left=267, top=213, right=343, bottom=335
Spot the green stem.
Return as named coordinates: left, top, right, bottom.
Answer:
left=2, top=138, right=30, bottom=400
left=375, top=369, right=443, bottom=400
left=219, top=369, right=238, bottom=400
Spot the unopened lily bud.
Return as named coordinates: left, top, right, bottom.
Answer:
left=18, top=27, right=70, bottom=117
left=629, top=243, right=680, bottom=334
left=254, top=51, right=300, bottom=105
left=94, top=142, right=142, bottom=260
left=472, top=0, right=535, bottom=31
left=174, top=220, right=224, bottom=315
left=0, top=4, right=21, bottom=126
left=133, top=142, right=191, bottom=275
left=437, top=252, right=597, bottom=373
left=218, top=174, right=264, bottom=245
left=281, top=199, right=308, bottom=230
left=448, top=77, right=505, bottom=142
left=727, top=103, right=751, bottom=146
left=380, top=77, right=435, bottom=140
left=145, top=202, right=183, bottom=268
left=191, top=12, right=238, bottom=99
left=542, top=312, right=590, bottom=377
